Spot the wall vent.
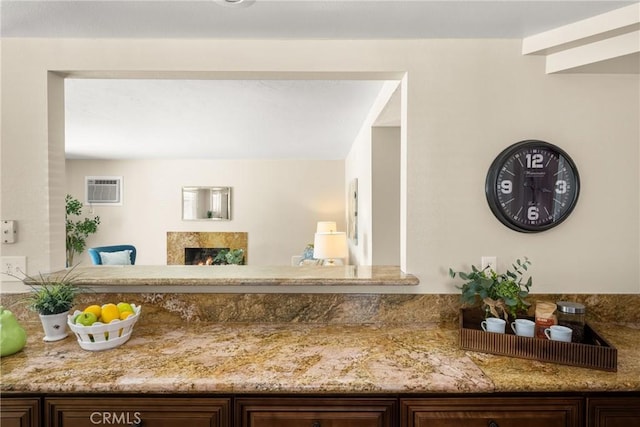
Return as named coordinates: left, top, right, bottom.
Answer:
left=85, top=176, right=123, bottom=205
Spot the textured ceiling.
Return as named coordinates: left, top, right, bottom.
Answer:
left=65, top=79, right=389, bottom=160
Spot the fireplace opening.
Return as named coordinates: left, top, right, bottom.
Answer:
left=185, top=248, right=229, bottom=265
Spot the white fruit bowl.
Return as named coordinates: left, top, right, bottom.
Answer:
left=67, top=304, right=141, bottom=351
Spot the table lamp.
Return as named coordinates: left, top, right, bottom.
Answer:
left=313, top=232, right=347, bottom=266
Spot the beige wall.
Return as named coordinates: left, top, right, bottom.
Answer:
left=345, top=81, right=401, bottom=266
left=372, top=127, right=401, bottom=266
left=1, top=38, right=638, bottom=294
left=65, top=159, right=345, bottom=266
left=345, top=109, right=373, bottom=265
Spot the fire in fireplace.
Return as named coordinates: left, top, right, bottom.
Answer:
left=184, top=248, right=229, bottom=265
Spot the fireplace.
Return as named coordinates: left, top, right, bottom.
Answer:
left=185, top=247, right=229, bottom=265
left=167, top=232, right=248, bottom=265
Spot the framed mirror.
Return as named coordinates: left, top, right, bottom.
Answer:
left=182, top=186, right=231, bottom=220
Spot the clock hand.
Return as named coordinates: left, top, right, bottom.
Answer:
left=523, top=180, right=534, bottom=189
left=528, top=179, right=538, bottom=204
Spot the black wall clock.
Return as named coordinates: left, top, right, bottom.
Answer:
left=485, top=140, right=580, bottom=233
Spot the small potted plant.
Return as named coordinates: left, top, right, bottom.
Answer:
left=449, top=257, right=532, bottom=320
left=23, top=268, right=80, bottom=342
left=225, top=248, right=245, bottom=265
left=213, top=248, right=245, bottom=265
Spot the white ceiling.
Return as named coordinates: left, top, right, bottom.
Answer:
left=64, top=78, right=390, bottom=160
left=2, top=1, right=634, bottom=39
left=3, top=0, right=636, bottom=160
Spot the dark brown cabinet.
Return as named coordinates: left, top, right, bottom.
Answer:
left=0, top=398, right=40, bottom=427
left=235, top=397, right=397, bottom=427
left=1, top=393, right=638, bottom=427
left=45, top=397, right=230, bottom=427
left=401, top=397, right=583, bottom=427
left=587, top=396, right=640, bottom=427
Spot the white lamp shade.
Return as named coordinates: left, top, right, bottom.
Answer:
left=316, top=221, right=337, bottom=233
left=313, top=232, right=348, bottom=260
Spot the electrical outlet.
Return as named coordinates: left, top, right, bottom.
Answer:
left=481, top=256, right=497, bottom=271
left=1, top=256, right=26, bottom=281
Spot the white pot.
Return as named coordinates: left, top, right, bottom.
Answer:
left=39, top=311, right=69, bottom=342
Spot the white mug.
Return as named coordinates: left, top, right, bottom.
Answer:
left=510, top=319, right=535, bottom=337
left=544, top=325, right=573, bottom=342
left=481, top=317, right=506, bottom=334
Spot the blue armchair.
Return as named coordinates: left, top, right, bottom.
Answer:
left=88, top=245, right=137, bottom=265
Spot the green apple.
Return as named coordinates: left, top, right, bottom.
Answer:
left=116, top=302, right=133, bottom=314
left=75, top=312, right=98, bottom=326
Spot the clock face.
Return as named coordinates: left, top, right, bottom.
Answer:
left=485, top=140, right=580, bottom=233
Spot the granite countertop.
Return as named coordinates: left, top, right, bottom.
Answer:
left=2, top=319, right=639, bottom=394
left=42, top=265, right=419, bottom=288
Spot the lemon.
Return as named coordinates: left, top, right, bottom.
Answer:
left=101, top=303, right=120, bottom=323
left=83, top=305, right=102, bottom=319
left=119, top=311, right=134, bottom=320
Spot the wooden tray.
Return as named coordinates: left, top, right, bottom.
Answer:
left=459, top=308, right=617, bottom=371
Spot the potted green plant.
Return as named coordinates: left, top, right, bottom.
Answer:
left=449, top=257, right=532, bottom=320
left=212, top=248, right=245, bottom=265
left=23, top=268, right=80, bottom=342
left=66, top=194, right=100, bottom=267
left=225, top=248, right=245, bottom=265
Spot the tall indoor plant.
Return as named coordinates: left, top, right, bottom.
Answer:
left=66, top=194, right=100, bottom=267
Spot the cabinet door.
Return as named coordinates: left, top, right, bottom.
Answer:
left=401, top=397, right=583, bottom=427
left=46, top=397, right=230, bottom=427
left=0, top=398, right=40, bottom=427
left=236, top=397, right=397, bottom=427
left=588, top=396, right=640, bottom=427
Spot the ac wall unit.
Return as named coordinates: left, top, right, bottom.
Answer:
left=85, top=176, right=123, bottom=205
